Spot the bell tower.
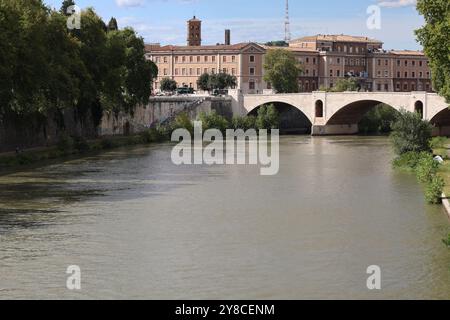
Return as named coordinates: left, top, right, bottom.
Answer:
left=187, top=16, right=202, bottom=46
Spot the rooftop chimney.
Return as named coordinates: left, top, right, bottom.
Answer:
left=225, top=29, right=231, bottom=46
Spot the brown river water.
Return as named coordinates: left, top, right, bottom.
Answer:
left=0, top=136, right=449, bottom=299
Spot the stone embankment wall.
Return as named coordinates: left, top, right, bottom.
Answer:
left=100, top=96, right=233, bottom=136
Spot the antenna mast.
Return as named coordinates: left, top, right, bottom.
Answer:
left=284, top=0, right=291, bottom=42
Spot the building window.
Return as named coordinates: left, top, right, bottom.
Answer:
left=385, top=60, right=388, bottom=66
left=419, top=61, right=423, bottom=67
left=377, top=83, right=381, bottom=91
left=419, top=72, right=423, bottom=78
left=306, top=57, right=310, bottom=64
left=175, top=56, right=179, bottom=63
left=384, top=70, right=389, bottom=77
left=249, top=55, right=255, bottom=63
left=396, top=82, right=401, bottom=91
left=164, top=57, right=168, bottom=63
left=197, top=68, right=200, bottom=75
left=313, top=58, right=316, bottom=64
left=397, top=71, right=401, bottom=78
left=384, top=84, right=389, bottom=91
left=232, top=56, right=236, bottom=62
left=182, top=68, right=186, bottom=75
left=231, top=68, right=235, bottom=75
left=377, top=59, right=381, bottom=66
left=249, top=67, right=255, bottom=75
left=175, top=68, right=179, bottom=75
left=204, top=68, right=208, bottom=74
left=197, top=56, right=200, bottom=62
left=249, top=80, right=255, bottom=90
left=397, top=60, right=400, bottom=66
left=189, top=56, right=193, bottom=62
left=404, top=72, right=408, bottom=78
left=223, top=56, right=227, bottom=62
left=182, top=56, right=186, bottom=63
left=330, top=69, right=333, bottom=77
left=337, top=70, right=340, bottom=77
left=204, top=56, right=208, bottom=62
left=212, top=56, right=216, bottom=62
left=412, top=72, right=415, bottom=78
left=164, top=68, right=168, bottom=76
left=404, top=60, right=408, bottom=66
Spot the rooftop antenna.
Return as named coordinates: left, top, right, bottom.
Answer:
left=284, top=0, right=291, bottom=42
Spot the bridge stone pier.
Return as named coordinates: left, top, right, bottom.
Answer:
left=236, top=91, right=450, bottom=136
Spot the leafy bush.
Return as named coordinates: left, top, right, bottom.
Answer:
left=390, top=110, right=433, bottom=155
left=416, top=155, right=439, bottom=183
left=172, top=112, right=194, bottom=134
left=72, top=136, right=90, bottom=153
left=231, top=115, right=257, bottom=131
left=430, top=136, right=447, bottom=150
left=100, top=138, right=115, bottom=149
left=443, top=233, right=450, bottom=247
left=256, top=104, right=280, bottom=130
left=359, top=104, right=398, bottom=134
left=425, top=175, right=445, bottom=204
left=141, top=127, right=171, bottom=143
left=57, top=135, right=74, bottom=153
left=160, top=77, right=177, bottom=92
left=393, top=152, right=429, bottom=170
left=198, top=111, right=229, bottom=133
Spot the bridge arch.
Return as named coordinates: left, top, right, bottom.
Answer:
left=326, top=99, right=401, bottom=126
left=248, top=101, right=313, bottom=134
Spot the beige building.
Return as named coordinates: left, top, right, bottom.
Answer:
left=146, top=42, right=266, bottom=94
left=145, top=17, right=433, bottom=94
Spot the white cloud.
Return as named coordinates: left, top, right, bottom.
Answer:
left=376, top=0, right=417, bottom=8
left=116, top=0, right=145, bottom=8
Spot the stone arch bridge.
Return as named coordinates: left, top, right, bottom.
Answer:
left=240, top=92, right=450, bottom=135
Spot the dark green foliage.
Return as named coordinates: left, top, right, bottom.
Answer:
left=256, top=104, right=280, bottom=130
left=416, top=0, right=450, bottom=103
left=73, top=136, right=90, bottom=153
left=443, top=233, right=450, bottom=247
left=107, top=17, right=118, bottom=31
left=425, top=175, right=445, bottom=204
left=390, top=110, right=433, bottom=155
left=160, top=78, right=178, bottom=92
left=359, top=104, right=399, bottom=134
left=430, top=136, right=447, bottom=150
left=0, top=1, right=157, bottom=143
left=265, top=40, right=289, bottom=47
left=57, top=135, right=75, bottom=153
left=231, top=115, right=257, bottom=131
left=196, top=73, right=237, bottom=91
left=263, top=49, right=302, bottom=93
left=198, top=111, right=229, bottom=133
left=393, top=151, right=432, bottom=171
left=416, top=155, right=439, bottom=183
left=171, top=113, right=194, bottom=134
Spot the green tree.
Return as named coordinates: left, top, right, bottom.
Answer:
left=60, top=0, right=76, bottom=15
left=331, top=78, right=359, bottom=92
left=256, top=104, right=280, bottom=130
left=390, top=110, right=433, bottom=155
left=107, top=17, right=118, bottom=31
left=265, top=40, right=289, bottom=47
left=263, top=49, right=302, bottom=93
left=359, top=104, right=399, bottom=134
left=416, top=0, right=450, bottom=102
left=209, top=73, right=237, bottom=90
left=197, top=73, right=211, bottom=91
left=160, top=78, right=177, bottom=92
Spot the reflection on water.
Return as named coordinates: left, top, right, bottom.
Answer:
left=0, top=137, right=449, bottom=299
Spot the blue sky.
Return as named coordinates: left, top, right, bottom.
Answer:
left=46, top=0, right=423, bottom=50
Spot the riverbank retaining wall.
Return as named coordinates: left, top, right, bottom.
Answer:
left=99, top=96, right=233, bottom=136
left=0, top=110, right=97, bottom=153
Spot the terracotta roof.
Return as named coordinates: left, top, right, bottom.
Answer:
left=389, top=50, right=425, bottom=56
left=291, top=34, right=382, bottom=44
left=261, top=45, right=318, bottom=53
left=145, top=43, right=262, bottom=53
